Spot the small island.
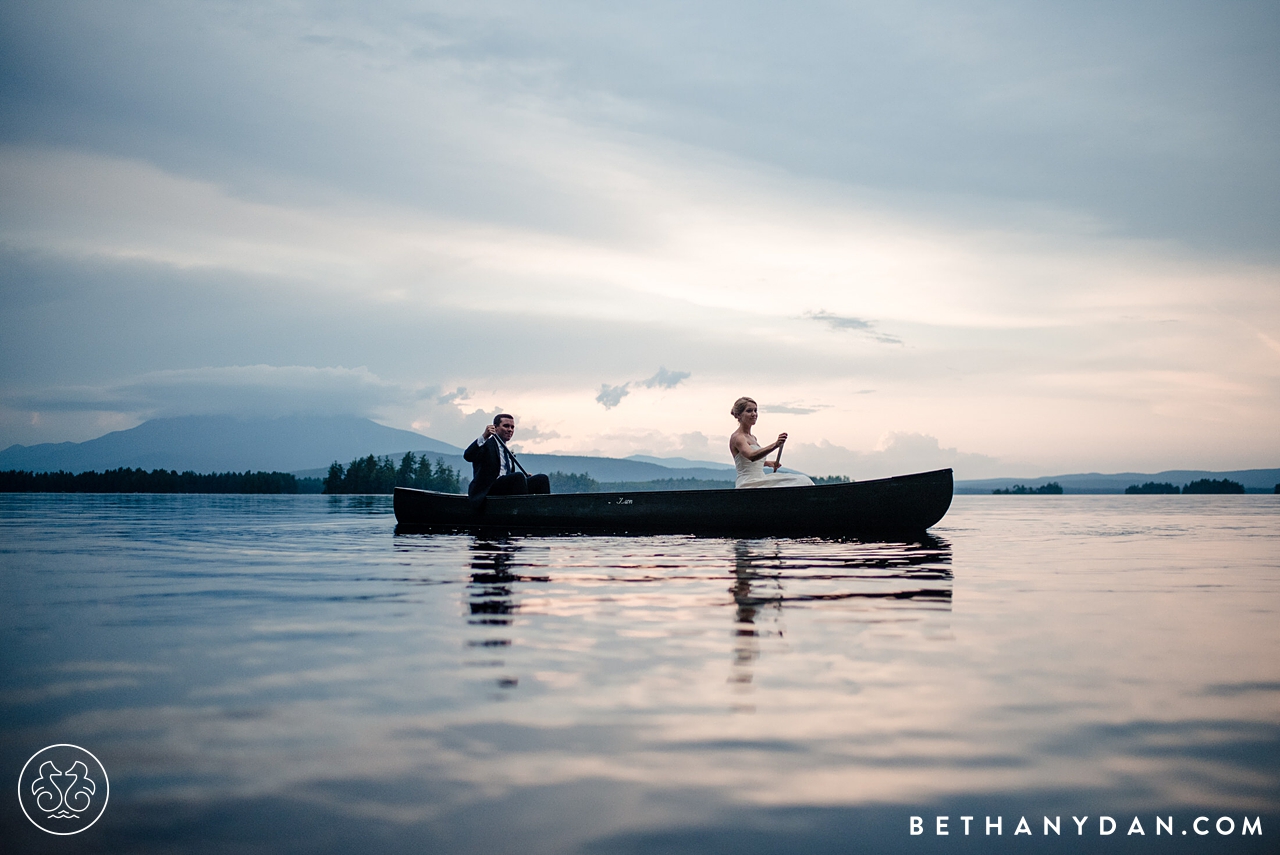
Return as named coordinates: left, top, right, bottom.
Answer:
left=1123, top=478, right=1246, bottom=495
left=993, top=482, right=1064, bottom=495
left=1125, top=482, right=1179, bottom=494
left=1181, top=478, right=1245, bottom=494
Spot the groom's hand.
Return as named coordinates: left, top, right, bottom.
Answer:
left=483, top=425, right=497, bottom=440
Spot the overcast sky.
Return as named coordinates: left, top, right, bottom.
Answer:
left=1, top=0, right=1277, bottom=477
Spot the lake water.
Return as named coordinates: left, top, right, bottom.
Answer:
left=1, top=494, right=1277, bottom=853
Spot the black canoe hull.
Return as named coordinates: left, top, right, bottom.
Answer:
left=393, top=468, right=953, bottom=538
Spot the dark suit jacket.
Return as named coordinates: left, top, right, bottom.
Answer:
left=463, top=436, right=503, bottom=507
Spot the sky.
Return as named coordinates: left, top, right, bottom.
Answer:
left=1, top=0, right=1277, bottom=478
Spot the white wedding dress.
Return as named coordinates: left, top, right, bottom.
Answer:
left=734, top=443, right=816, bottom=489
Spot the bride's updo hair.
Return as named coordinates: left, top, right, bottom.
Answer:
left=730, top=396, right=757, bottom=419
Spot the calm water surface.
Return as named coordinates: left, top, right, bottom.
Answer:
left=1, top=494, right=1277, bottom=853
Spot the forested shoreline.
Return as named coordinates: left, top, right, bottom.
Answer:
left=1125, top=478, right=1246, bottom=494
left=2, top=463, right=1269, bottom=496
left=0, top=468, right=322, bottom=493
left=989, top=478, right=1254, bottom=495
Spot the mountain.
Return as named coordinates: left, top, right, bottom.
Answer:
left=12, top=417, right=1271, bottom=493
left=625, top=454, right=734, bottom=471
left=0, top=415, right=463, bottom=474
left=955, top=469, right=1280, bottom=494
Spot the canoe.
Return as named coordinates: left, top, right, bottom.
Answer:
left=394, top=468, right=953, bottom=538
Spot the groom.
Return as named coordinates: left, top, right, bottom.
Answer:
left=463, top=414, right=551, bottom=509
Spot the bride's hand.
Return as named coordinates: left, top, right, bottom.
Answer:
left=774, top=433, right=787, bottom=448
left=765, top=460, right=781, bottom=472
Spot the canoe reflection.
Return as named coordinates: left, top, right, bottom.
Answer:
left=465, top=538, right=549, bottom=692
left=455, top=535, right=952, bottom=702
left=728, top=537, right=953, bottom=710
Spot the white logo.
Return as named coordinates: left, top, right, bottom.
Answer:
left=18, top=744, right=109, bottom=835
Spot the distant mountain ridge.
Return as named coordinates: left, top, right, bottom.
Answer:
left=0, top=415, right=739, bottom=483
left=4, top=416, right=1274, bottom=491
left=625, top=454, right=733, bottom=471
left=0, top=415, right=462, bottom=474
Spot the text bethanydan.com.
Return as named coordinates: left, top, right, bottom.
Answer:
left=909, top=815, right=1260, bottom=838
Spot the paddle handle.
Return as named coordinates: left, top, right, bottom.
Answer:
left=772, top=441, right=783, bottom=473
left=494, top=434, right=531, bottom=477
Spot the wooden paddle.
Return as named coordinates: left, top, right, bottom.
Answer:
left=772, top=437, right=784, bottom=474
left=493, top=433, right=531, bottom=477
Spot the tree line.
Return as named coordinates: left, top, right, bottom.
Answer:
left=0, top=468, right=321, bottom=493
left=993, top=482, right=1064, bottom=494
left=322, top=462, right=741, bottom=495
left=987, top=478, right=1251, bottom=495
left=324, top=452, right=461, bottom=494
left=547, top=471, right=600, bottom=493
left=1126, top=479, right=1245, bottom=494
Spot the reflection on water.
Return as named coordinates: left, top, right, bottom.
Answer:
left=727, top=538, right=954, bottom=711
left=0, top=494, right=1277, bottom=854
left=466, top=540, right=551, bottom=693
left=327, top=494, right=390, bottom=514
left=729, top=542, right=772, bottom=706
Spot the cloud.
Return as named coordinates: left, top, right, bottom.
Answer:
left=675, top=431, right=714, bottom=458
left=0, top=5, right=1277, bottom=469
left=7, top=1, right=1276, bottom=259
left=509, top=424, right=560, bottom=442
left=639, top=367, right=690, bottom=389
left=804, top=310, right=902, bottom=345
left=596, top=383, right=631, bottom=409
left=762, top=402, right=826, bottom=414
left=553, top=427, right=726, bottom=462
left=409, top=391, right=503, bottom=447
left=597, top=367, right=691, bottom=408
left=785, top=432, right=1013, bottom=481
left=9, top=365, right=408, bottom=420
left=435, top=387, right=469, bottom=405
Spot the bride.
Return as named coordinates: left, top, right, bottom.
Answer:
left=729, top=397, right=815, bottom=489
